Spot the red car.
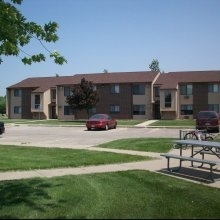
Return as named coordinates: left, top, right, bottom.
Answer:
left=86, top=114, right=117, bottom=130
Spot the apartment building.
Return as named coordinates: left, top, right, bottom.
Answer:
left=155, top=71, right=220, bottom=119
left=6, top=70, right=220, bottom=120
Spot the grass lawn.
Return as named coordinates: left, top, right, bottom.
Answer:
left=1, top=170, right=220, bottom=218
left=1, top=137, right=220, bottom=218
left=151, top=119, right=195, bottom=126
left=97, top=137, right=175, bottom=152
left=0, top=118, right=196, bottom=127
left=0, top=145, right=152, bottom=171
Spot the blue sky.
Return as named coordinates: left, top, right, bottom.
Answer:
left=1, top=0, right=220, bottom=96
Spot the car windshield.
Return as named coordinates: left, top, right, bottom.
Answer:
left=90, top=114, right=105, bottom=119
left=198, top=111, right=217, bottom=119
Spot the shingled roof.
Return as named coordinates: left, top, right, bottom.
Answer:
left=155, top=70, right=220, bottom=89
left=66, top=71, right=160, bottom=84
left=7, top=71, right=159, bottom=92
left=7, top=70, right=219, bottom=92
left=7, top=76, right=75, bottom=92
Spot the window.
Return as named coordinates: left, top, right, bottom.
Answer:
left=34, top=94, right=40, bottom=109
left=133, top=84, right=145, bottom=95
left=14, top=106, right=21, bottom=114
left=164, top=91, right=171, bottom=108
left=111, top=84, right=120, bottom=94
left=209, top=104, right=219, bottom=113
left=208, top=84, right=219, bottom=93
left=180, top=84, right=193, bottom=95
left=133, top=105, right=145, bottom=115
left=51, top=89, right=56, bottom=99
left=64, top=87, right=72, bottom=96
left=64, top=106, right=75, bottom=115
left=154, top=86, right=160, bottom=97
left=181, top=105, right=193, bottom=115
left=14, top=89, right=22, bottom=97
left=110, top=105, right=120, bottom=113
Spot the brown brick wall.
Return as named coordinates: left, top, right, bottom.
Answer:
left=21, top=89, right=32, bottom=119
left=193, top=83, right=208, bottom=117
left=75, top=84, right=132, bottom=119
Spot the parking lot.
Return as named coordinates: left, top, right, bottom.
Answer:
left=0, top=125, right=179, bottom=149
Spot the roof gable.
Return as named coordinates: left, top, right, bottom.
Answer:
left=155, top=70, right=220, bottom=89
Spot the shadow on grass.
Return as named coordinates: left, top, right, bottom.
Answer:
left=0, top=178, right=59, bottom=218
left=158, top=166, right=220, bottom=184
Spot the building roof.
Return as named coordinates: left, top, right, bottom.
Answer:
left=7, top=70, right=220, bottom=92
left=7, top=71, right=159, bottom=92
left=155, top=70, right=220, bottom=89
left=65, top=71, right=160, bottom=85
left=7, top=76, right=75, bottom=92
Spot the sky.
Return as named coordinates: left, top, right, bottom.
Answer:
left=1, top=0, right=220, bottom=96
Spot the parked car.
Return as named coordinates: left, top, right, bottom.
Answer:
left=196, top=110, right=220, bottom=133
left=86, top=114, right=117, bottom=130
left=0, top=121, right=5, bottom=135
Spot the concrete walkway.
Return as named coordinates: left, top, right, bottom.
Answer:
left=1, top=146, right=220, bottom=188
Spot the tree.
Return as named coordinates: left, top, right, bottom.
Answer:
left=66, top=78, right=99, bottom=119
left=0, top=0, right=67, bottom=65
left=0, top=96, right=6, bottom=114
left=149, top=59, right=160, bottom=72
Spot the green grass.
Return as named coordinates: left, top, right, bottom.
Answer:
left=0, top=138, right=220, bottom=218
left=97, top=137, right=175, bottom=152
left=0, top=145, right=152, bottom=171
left=1, top=170, right=220, bottom=218
left=151, top=119, right=196, bottom=126
left=0, top=118, right=197, bottom=127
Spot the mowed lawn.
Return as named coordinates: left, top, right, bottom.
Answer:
left=0, top=137, right=220, bottom=218
left=1, top=170, right=220, bottom=219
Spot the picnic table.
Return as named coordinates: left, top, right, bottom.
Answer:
left=160, top=139, right=220, bottom=182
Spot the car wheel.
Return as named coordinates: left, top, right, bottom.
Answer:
left=105, top=124, right=109, bottom=130
left=87, top=127, right=91, bottom=131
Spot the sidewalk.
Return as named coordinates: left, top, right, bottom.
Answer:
left=134, top=120, right=158, bottom=127
left=1, top=146, right=220, bottom=188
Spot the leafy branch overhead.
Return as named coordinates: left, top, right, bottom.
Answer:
left=0, top=0, right=67, bottom=65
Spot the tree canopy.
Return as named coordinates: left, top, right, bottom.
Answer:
left=0, top=96, right=6, bottom=114
left=149, top=59, right=160, bottom=72
left=0, top=0, right=67, bottom=65
left=66, top=78, right=99, bottom=118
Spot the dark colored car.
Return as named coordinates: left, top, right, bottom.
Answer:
left=196, top=110, right=220, bottom=133
left=0, top=121, right=5, bottom=135
left=86, top=114, right=117, bottom=130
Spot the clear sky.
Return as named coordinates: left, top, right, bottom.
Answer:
left=1, top=0, right=220, bottom=96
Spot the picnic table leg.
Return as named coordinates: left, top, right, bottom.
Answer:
left=210, top=165, right=214, bottom=182
left=180, top=146, right=183, bottom=168
left=191, top=146, right=194, bottom=167
left=166, top=157, right=181, bottom=172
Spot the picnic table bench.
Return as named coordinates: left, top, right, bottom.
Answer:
left=160, top=153, right=217, bottom=181
left=160, top=139, right=220, bottom=182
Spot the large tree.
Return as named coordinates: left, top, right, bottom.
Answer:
left=0, top=0, right=67, bottom=65
left=149, top=59, right=160, bottom=72
left=0, top=96, right=6, bottom=114
left=66, top=78, right=99, bottom=118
